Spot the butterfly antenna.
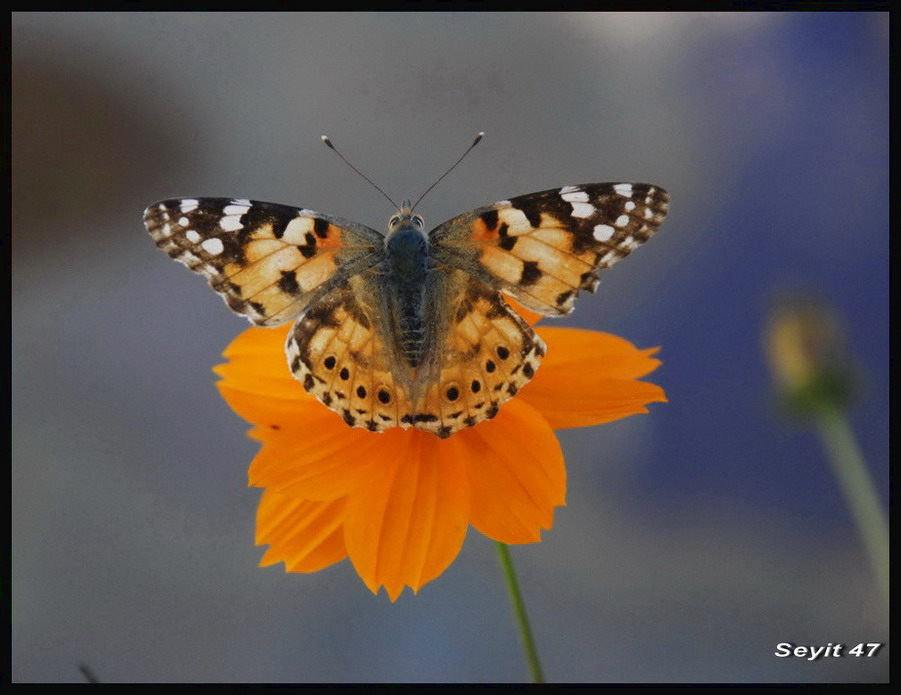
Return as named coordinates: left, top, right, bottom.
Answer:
left=321, top=135, right=399, bottom=209
left=411, top=132, right=484, bottom=211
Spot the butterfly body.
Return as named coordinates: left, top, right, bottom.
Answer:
left=383, top=207, right=432, bottom=368
left=145, top=183, right=669, bottom=438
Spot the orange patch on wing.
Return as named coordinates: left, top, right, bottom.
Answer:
left=315, top=223, right=344, bottom=249
left=470, top=217, right=498, bottom=242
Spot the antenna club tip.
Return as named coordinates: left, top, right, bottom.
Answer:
left=321, top=135, right=334, bottom=148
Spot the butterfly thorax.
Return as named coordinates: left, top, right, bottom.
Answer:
left=385, top=208, right=430, bottom=369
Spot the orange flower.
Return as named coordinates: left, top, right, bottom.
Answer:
left=213, top=313, right=666, bottom=601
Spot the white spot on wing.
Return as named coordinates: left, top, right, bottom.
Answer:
left=613, top=184, right=633, bottom=198
left=219, top=215, right=244, bottom=232
left=224, top=204, right=250, bottom=216
left=561, top=190, right=589, bottom=203
left=201, top=238, right=225, bottom=255
left=283, top=216, right=314, bottom=244
left=178, top=216, right=189, bottom=227
left=180, top=199, right=199, bottom=213
left=615, top=214, right=630, bottom=227
left=185, top=230, right=201, bottom=243
left=624, top=201, right=636, bottom=211
left=231, top=198, right=251, bottom=207
left=500, top=207, right=532, bottom=230
left=570, top=202, right=595, bottom=218
left=593, top=224, right=615, bottom=242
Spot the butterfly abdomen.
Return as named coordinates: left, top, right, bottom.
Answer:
left=386, top=225, right=431, bottom=368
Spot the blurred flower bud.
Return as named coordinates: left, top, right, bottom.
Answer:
left=764, top=297, right=856, bottom=416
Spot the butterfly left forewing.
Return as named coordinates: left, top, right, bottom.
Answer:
left=144, top=198, right=384, bottom=326
left=429, top=183, right=669, bottom=316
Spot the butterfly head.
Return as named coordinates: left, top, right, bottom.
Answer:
left=388, top=200, right=425, bottom=237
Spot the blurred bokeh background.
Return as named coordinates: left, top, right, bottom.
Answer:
left=12, top=12, right=888, bottom=683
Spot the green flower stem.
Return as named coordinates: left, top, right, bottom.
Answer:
left=815, top=408, right=889, bottom=604
left=495, top=542, right=545, bottom=683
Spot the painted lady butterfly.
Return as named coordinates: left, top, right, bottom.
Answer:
left=145, top=176, right=668, bottom=438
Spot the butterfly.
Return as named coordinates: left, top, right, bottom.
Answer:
left=144, top=182, right=669, bottom=438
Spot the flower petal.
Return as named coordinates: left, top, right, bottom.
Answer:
left=214, top=325, right=321, bottom=428
left=216, top=382, right=323, bottom=431
left=343, top=431, right=470, bottom=601
left=536, top=327, right=663, bottom=379
left=256, top=491, right=347, bottom=573
left=460, top=399, right=566, bottom=544
left=519, top=327, right=667, bottom=429
left=247, top=409, right=397, bottom=500
left=215, top=324, right=306, bottom=392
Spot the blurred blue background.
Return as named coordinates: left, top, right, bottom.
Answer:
left=12, top=12, right=888, bottom=683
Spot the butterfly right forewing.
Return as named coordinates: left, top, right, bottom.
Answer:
left=429, top=183, right=670, bottom=317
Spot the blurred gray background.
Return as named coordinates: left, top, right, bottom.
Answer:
left=12, top=12, right=888, bottom=683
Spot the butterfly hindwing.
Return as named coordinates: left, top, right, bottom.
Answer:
left=286, top=269, right=545, bottom=438
left=144, top=198, right=384, bottom=326
left=415, top=270, right=546, bottom=437
left=286, top=273, right=410, bottom=433
left=429, top=183, right=669, bottom=316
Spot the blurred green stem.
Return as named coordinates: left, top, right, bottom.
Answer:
left=496, top=542, right=545, bottom=683
left=815, top=408, right=888, bottom=603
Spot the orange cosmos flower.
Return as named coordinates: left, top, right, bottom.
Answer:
left=213, top=312, right=666, bottom=601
